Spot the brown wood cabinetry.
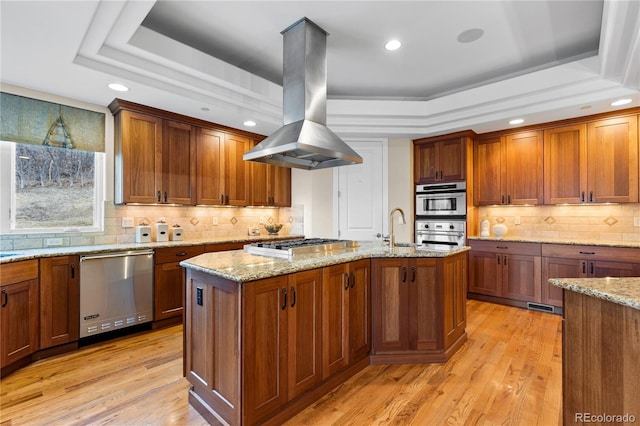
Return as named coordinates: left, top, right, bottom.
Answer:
left=541, top=244, right=640, bottom=308
left=468, top=241, right=541, bottom=304
left=39, top=256, right=79, bottom=349
left=0, top=260, right=39, bottom=369
left=414, top=136, right=467, bottom=183
left=371, top=252, right=467, bottom=364
left=474, top=131, right=543, bottom=205
left=251, top=160, right=292, bottom=207
left=154, top=245, right=204, bottom=323
left=195, top=128, right=252, bottom=206
left=543, top=124, right=587, bottom=204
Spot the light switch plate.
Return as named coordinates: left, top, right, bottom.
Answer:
left=212, top=217, right=218, bottom=226
left=515, top=216, right=521, bottom=225
left=121, top=217, right=134, bottom=228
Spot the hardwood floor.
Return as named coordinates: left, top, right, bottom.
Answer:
left=0, top=300, right=562, bottom=425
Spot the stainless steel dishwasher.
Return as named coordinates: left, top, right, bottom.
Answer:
left=79, top=250, right=154, bottom=338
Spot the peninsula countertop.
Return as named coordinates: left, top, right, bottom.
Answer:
left=180, top=242, right=470, bottom=283
left=550, top=277, right=640, bottom=311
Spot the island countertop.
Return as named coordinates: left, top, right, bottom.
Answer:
left=180, top=242, right=470, bottom=283
left=550, top=277, right=640, bottom=311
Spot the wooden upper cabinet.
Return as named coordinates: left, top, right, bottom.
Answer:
left=115, top=110, right=163, bottom=204
left=163, top=121, right=196, bottom=204
left=414, top=137, right=466, bottom=183
left=221, top=133, right=252, bottom=206
left=544, top=124, right=587, bottom=204
left=474, top=131, right=543, bottom=205
left=586, top=115, right=638, bottom=203
left=251, top=145, right=292, bottom=207
left=195, top=127, right=224, bottom=205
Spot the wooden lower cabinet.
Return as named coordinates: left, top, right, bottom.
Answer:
left=371, top=252, right=467, bottom=364
left=0, top=260, right=39, bottom=370
left=39, top=256, right=79, bottom=349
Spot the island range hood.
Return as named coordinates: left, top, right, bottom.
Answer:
left=243, top=18, right=363, bottom=170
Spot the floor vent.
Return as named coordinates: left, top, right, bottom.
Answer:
left=527, top=302, right=555, bottom=314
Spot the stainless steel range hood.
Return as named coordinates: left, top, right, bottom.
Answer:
left=243, top=18, right=363, bottom=170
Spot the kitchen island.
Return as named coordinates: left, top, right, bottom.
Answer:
left=550, top=277, right=640, bottom=425
left=180, top=242, right=469, bottom=425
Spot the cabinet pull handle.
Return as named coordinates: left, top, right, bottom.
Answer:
left=157, top=191, right=161, bottom=202
left=590, top=262, right=594, bottom=275
left=503, top=255, right=507, bottom=266
left=290, top=286, right=296, bottom=308
left=439, top=170, right=443, bottom=180
left=1, top=289, right=7, bottom=307
left=496, top=246, right=508, bottom=249
left=507, top=194, right=511, bottom=204
left=581, top=261, right=586, bottom=274
left=501, top=195, right=505, bottom=205
left=175, top=252, right=188, bottom=257
left=579, top=251, right=595, bottom=255
left=497, top=255, right=501, bottom=265
left=581, top=191, right=585, bottom=202
left=402, top=266, right=407, bottom=283
left=350, top=272, right=356, bottom=288
left=589, top=191, right=593, bottom=202
left=281, top=288, right=287, bottom=310
left=411, top=266, right=416, bottom=282
left=70, top=263, right=75, bottom=279
left=220, top=195, right=224, bottom=205
left=344, top=272, right=350, bottom=290
left=164, top=191, right=168, bottom=203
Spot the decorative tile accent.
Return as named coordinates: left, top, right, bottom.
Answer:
left=604, top=216, right=618, bottom=226
left=230, top=217, right=238, bottom=225
left=267, top=217, right=274, bottom=224
left=190, top=217, right=199, bottom=226
left=496, top=217, right=505, bottom=224
left=544, top=216, right=556, bottom=225
left=141, top=217, right=151, bottom=226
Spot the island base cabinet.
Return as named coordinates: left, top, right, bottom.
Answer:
left=562, top=291, right=640, bottom=424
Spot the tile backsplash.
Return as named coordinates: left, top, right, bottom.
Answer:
left=1, top=203, right=304, bottom=251
left=476, top=203, right=640, bottom=242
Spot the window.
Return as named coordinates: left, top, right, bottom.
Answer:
left=0, top=141, right=104, bottom=234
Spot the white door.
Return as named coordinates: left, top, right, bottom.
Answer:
left=335, top=139, right=387, bottom=241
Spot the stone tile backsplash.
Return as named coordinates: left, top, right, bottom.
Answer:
left=1, top=203, right=304, bottom=251
left=476, top=203, right=640, bottom=242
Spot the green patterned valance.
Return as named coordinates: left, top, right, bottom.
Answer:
left=0, top=92, right=105, bottom=152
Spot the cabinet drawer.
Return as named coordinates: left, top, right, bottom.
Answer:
left=541, top=244, right=640, bottom=263
left=154, top=245, right=204, bottom=264
left=0, top=260, right=39, bottom=285
left=204, top=242, right=245, bottom=252
left=469, top=240, right=541, bottom=256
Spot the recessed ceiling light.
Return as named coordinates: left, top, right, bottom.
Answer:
left=611, top=98, right=632, bottom=106
left=384, top=40, right=402, bottom=51
left=509, top=118, right=524, bottom=125
left=243, top=120, right=256, bottom=127
left=457, top=28, right=484, bottom=43
left=201, top=107, right=210, bottom=112
left=108, top=83, right=129, bottom=92
left=580, top=105, right=592, bottom=110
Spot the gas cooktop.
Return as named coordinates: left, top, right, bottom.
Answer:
left=244, top=238, right=359, bottom=259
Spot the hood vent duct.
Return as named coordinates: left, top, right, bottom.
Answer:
left=243, top=17, right=363, bottom=170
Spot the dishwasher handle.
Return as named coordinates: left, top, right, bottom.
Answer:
left=80, top=250, right=154, bottom=261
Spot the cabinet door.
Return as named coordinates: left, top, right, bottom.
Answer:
left=1, top=279, right=38, bottom=367
left=371, top=258, right=409, bottom=352
left=163, top=121, right=196, bottom=204
left=504, top=131, right=543, bottom=205
left=287, top=270, right=321, bottom=398
left=473, top=137, right=504, bottom=205
left=348, top=259, right=371, bottom=362
left=154, top=262, right=185, bottom=321
left=40, top=256, right=79, bottom=348
left=468, top=251, right=502, bottom=296
left=250, top=161, right=270, bottom=206
left=501, top=254, right=541, bottom=303
left=321, top=264, right=349, bottom=378
left=409, top=259, right=438, bottom=351
left=271, top=165, right=292, bottom=207
left=222, top=133, right=251, bottom=206
left=243, top=277, right=288, bottom=424
left=590, top=260, right=640, bottom=278
left=542, top=257, right=582, bottom=307
left=439, top=138, right=466, bottom=182
left=196, top=128, right=224, bottom=205
left=414, top=142, right=439, bottom=183
left=442, top=253, right=467, bottom=348
left=543, top=124, right=587, bottom=204
left=118, top=110, right=163, bottom=204
left=587, top=116, right=638, bottom=203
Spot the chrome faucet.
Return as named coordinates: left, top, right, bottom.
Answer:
left=389, top=207, right=406, bottom=250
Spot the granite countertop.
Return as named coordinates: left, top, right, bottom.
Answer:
left=550, top=277, right=640, bottom=311
left=0, top=234, right=304, bottom=264
left=180, top=241, right=470, bottom=283
left=468, top=235, right=640, bottom=249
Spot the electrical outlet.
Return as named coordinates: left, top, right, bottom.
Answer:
left=634, top=217, right=640, bottom=227
left=46, top=238, right=63, bottom=246
left=212, top=217, right=218, bottom=226
left=260, top=216, right=265, bottom=224
left=121, top=217, right=134, bottom=228
left=515, top=216, right=521, bottom=225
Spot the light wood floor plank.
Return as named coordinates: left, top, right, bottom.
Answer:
left=0, top=300, right=562, bottom=425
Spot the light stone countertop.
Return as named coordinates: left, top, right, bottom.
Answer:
left=468, top=235, right=640, bottom=248
left=550, top=277, right=640, bottom=311
left=0, top=234, right=304, bottom=264
left=180, top=241, right=470, bottom=283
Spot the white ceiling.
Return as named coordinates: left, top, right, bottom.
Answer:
left=1, top=0, right=639, bottom=140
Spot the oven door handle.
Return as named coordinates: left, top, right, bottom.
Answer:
left=417, top=240, right=460, bottom=246
left=417, top=231, right=464, bottom=237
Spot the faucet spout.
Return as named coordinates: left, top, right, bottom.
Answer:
left=389, top=207, right=406, bottom=250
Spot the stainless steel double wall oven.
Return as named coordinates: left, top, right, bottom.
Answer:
left=415, top=181, right=467, bottom=251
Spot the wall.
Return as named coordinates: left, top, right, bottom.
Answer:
left=476, top=204, right=640, bottom=243
left=387, top=138, right=414, bottom=243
